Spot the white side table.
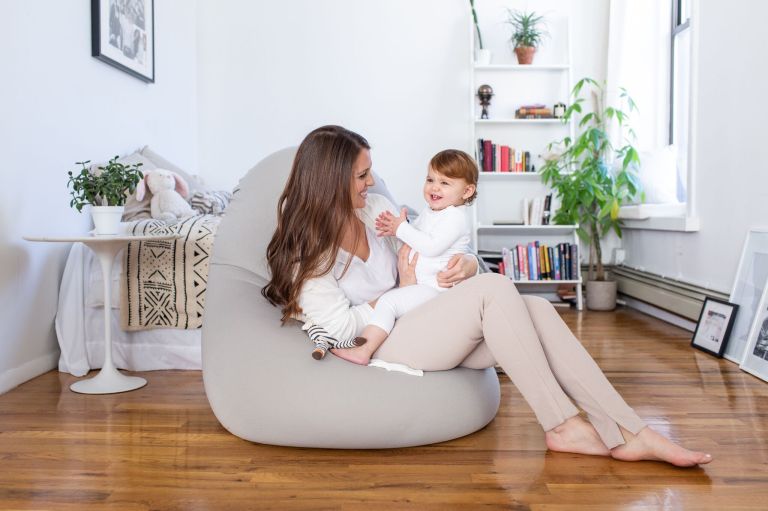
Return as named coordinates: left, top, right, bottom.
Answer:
left=24, top=234, right=181, bottom=394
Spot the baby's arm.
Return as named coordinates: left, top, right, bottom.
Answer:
left=391, top=208, right=467, bottom=257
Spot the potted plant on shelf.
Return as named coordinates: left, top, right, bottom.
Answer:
left=67, top=156, right=144, bottom=235
left=470, top=0, right=491, bottom=64
left=506, top=10, right=547, bottom=65
left=541, top=77, right=642, bottom=311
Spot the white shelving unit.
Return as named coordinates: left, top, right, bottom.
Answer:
left=469, top=15, right=582, bottom=310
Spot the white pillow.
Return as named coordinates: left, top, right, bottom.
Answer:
left=634, top=145, right=679, bottom=204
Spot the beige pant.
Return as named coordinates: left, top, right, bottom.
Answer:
left=375, top=273, right=646, bottom=449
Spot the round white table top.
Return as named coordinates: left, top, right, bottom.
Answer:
left=23, top=234, right=182, bottom=243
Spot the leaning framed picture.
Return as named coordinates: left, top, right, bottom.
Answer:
left=724, top=228, right=768, bottom=363
left=691, top=298, right=739, bottom=357
left=740, top=283, right=768, bottom=382
left=91, top=0, right=155, bottom=83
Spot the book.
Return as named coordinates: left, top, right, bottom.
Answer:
left=511, top=247, right=520, bottom=280
left=547, top=247, right=557, bottom=280
left=534, top=241, right=541, bottom=280
left=476, top=139, right=484, bottom=170
left=528, top=243, right=537, bottom=280
left=494, top=144, right=501, bottom=172
left=522, top=198, right=530, bottom=225
left=524, top=151, right=531, bottom=173
left=517, top=245, right=528, bottom=280
left=514, top=149, right=523, bottom=172
left=482, top=140, right=493, bottom=172
left=553, top=245, right=561, bottom=280
left=570, top=244, right=579, bottom=281
left=563, top=243, right=571, bottom=280
left=500, top=146, right=509, bottom=172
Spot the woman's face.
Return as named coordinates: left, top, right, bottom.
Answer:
left=350, top=149, right=374, bottom=209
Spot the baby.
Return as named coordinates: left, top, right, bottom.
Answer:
left=331, top=149, right=478, bottom=365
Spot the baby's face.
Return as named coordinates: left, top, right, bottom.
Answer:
left=422, top=167, right=475, bottom=211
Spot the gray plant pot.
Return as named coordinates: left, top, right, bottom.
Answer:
left=586, top=280, right=617, bottom=311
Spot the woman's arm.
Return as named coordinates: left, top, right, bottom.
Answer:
left=297, top=273, right=375, bottom=343
left=436, top=254, right=480, bottom=288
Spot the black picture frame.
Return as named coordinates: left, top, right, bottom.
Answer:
left=91, top=0, right=155, bottom=83
left=691, top=297, right=739, bottom=357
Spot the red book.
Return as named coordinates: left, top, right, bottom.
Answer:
left=500, top=146, right=510, bottom=172
left=498, top=260, right=505, bottom=276
left=482, top=140, right=493, bottom=172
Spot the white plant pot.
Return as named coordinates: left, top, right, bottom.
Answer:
left=476, top=48, right=493, bottom=65
left=91, top=206, right=125, bottom=235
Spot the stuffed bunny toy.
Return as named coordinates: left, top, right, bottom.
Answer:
left=135, top=169, right=196, bottom=222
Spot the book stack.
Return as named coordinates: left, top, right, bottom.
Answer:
left=515, top=104, right=554, bottom=119
left=497, top=242, right=579, bottom=282
left=522, top=194, right=553, bottom=225
left=476, top=139, right=534, bottom=173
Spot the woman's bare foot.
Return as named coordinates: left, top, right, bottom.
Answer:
left=545, top=416, right=611, bottom=456
left=611, top=427, right=712, bottom=467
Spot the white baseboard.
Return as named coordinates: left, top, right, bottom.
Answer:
left=0, top=352, right=59, bottom=395
left=620, top=296, right=697, bottom=332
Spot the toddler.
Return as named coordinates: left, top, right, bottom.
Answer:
left=331, top=149, right=478, bottom=365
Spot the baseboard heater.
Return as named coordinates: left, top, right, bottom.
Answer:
left=610, top=265, right=729, bottom=324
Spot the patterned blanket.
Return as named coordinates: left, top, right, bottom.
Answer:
left=120, top=215, right=220, bottom=331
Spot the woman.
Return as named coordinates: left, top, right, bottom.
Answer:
left=262, top=125, right=712, bottom=467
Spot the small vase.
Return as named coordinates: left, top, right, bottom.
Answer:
left=586, top=280, right=617, bottom=311
left=514, top=46, right=536, bottom=65
left=476, top=48, right=493, bottom=65
left=91, top=205, right=125, bottom=235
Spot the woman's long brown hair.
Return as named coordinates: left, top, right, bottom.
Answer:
left=262, top=125, right=370, bottom=322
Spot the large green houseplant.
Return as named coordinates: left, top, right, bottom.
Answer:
left=541, top=77, right=642, bottom=310
left=67, top=156, right=144, bottom=235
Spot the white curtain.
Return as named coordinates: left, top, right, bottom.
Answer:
left=605, top=0, right=671, bottom=152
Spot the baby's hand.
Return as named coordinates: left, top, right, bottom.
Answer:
left=376, top=208, right=408, bottom=237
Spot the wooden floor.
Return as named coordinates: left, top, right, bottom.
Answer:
left=1, top=307, right=768, bottom=510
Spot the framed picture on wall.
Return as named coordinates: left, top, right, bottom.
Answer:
left=91, top=0, right=155, bottom=83
left=739, top=283, right=768, bottom=382
left=691, top=298, right=739, bottom=357
left=724, top=229, right=768, bottom=363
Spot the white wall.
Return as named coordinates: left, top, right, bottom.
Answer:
left=621, top=0, right=768, bottom=293
left=196, top=0, right=609, bottom=209
left=0, top=0, right=198, bottom=393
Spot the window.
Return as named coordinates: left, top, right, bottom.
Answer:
left=670, top=0, right=691, bottom=202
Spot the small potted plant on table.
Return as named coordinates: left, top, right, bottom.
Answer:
left=541, top=78, right=642, bottom=310
left=67, top=156, right=144, bottom=235
left=506, top=10, right=547, bottom=65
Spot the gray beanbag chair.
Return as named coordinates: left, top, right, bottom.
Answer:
left=202, top=147, right=500, bottom=448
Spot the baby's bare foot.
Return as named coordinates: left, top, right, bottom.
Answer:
left=330, top=345, right=373, bottom=365
left=611, top=427, right=712, bottom=467
left=545, top=416, right=611, bottom=456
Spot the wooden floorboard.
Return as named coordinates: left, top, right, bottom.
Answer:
left=1, top=307, right=767, bottom=510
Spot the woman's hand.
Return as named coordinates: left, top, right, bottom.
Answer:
left=397, top=243, right=419, bottom=287
left=376, top=208, right=407, bottom=237
left=437, top=254, right=478, bottom=288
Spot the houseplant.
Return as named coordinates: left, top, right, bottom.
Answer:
left=540, top=77, right=642, bottom=310
left=470, top=0, right=491, bottom=64
left=67, top=156, right=144, bottom=235
left=505, top=10, right=547, bottom=65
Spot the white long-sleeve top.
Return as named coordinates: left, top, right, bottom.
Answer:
left=395, top=205, right=471, bottom=290
left=296, top=194, right=400, bottom=343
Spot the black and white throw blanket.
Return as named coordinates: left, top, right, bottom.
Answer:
left=120, top=215, right=220, bottom=331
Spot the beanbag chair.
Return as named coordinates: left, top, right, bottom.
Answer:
left=202, top=147, right=500, bottom=448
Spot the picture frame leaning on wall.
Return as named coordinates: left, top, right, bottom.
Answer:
left=91, top=0, right=155, bottom=83
left=740, top=281, right=768, bottom=382
left=691, top=297, right=739, bottom=358
left=725, top=229, right=768, bottom=363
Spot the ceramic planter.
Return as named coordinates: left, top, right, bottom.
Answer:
left=91, top=205, right=124, bottom=235
left=514, top=46, right=536, bottom=65
left=586, top=279, right=617, bottom=311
